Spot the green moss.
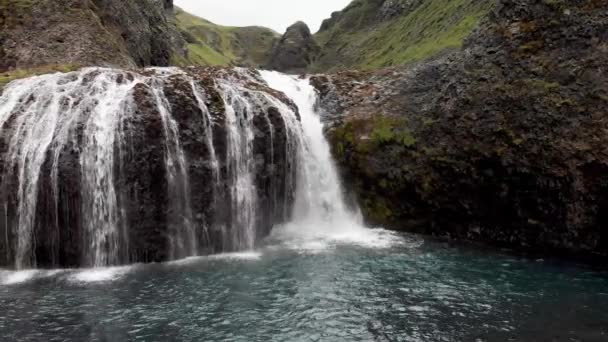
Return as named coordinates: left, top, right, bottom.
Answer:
left=421, top=174, right=434, bottom=195
left=543, top=0, right=566, bottom=9
left=422, top=118, right=436, bottom=126
left=0, top=0, right=34, bottom=27
left=518, top=40, right=544, bottom=54
left=185, top=43, right=231, bottom=66
left=370, top=116, right=417, bottom=147
left=379, top=179, right=388, bottom=189
left=363, top=196, right=393, bottom=223
left=332, top=122, right=357, bottom=145
left=330, top=116, right=417, bottom=163
left=0, top=64, right=80, bottom=89
left=522, top=78, right=560, bottom=92
left=495, top=126, right=526, bottom=147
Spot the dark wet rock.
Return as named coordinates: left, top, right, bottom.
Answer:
left=267, top=21, right=320, bottom=73
left=313, top=0, right=608, bottom=258
left=0, top=67, right=300, bottom=268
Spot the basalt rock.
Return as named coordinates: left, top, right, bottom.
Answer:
left=0, top=67, right=301, bottom=268
left=313, top=0, right=608, bottom=259
left=267, top=21, right=320, bottom=73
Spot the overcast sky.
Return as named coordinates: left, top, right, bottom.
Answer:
left=174, top=0, right=352, bottom=34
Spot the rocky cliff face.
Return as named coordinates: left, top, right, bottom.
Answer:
left=267, top=21, right=320, bottom=73
left=0, top=0, right=187, bottom=72
left=313, top=0, right=608, bottom=258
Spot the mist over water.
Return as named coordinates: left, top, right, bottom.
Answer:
left=260, top=71, right=380, bottom=250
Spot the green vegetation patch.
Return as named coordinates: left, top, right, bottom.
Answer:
left=0, top=0, right=34, bottom=27
left=172, top=7, right=278, bottom=67
left=0, top=64, right=80, bottom=89
left=330, top=115, right=416, bottom=160
left=371, top=116, right=417, bottom=147
left=313, top=0, right=495, bottom=71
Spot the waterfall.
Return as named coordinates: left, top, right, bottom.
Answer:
left=0, top=70, right=141, bottom=268
left=216, top=81, right=258, bottom=251
left=259, top=71, right=363, bottom=242
left=79, top=72, right=136, bottom=267
left=0, top=66, right=359, bottom=269
left=0, top=67, right=304, bottom=269
left=149, top=77, right=197, bottom=261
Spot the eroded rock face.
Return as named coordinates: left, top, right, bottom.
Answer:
left=0, top=67, right=301, bottom=268
left=313, top=0, right=608, bottom=258
left=0, top=0, right=186, bottom=71
left=267, top=21, right=320, bottom=73
left=90, top=0, right=186, bottom=67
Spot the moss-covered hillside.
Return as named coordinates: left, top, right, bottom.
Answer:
left=312, top=0, right=495, bottom=71
left=313, top=0, right=608, bottom=257
left=172, top=7, right=279, bottom=67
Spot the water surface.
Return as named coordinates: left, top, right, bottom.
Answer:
left=1, top=229, right=607, bottom=342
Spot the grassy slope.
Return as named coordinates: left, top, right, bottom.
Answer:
left=0, top=64, right=80, bottom=89
left=172, top=7, right=279, bottom=67
left=312, top=0, right=496, bottom=71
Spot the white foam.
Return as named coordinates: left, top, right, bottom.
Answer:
left=267, top=217, right=406, bottom=252
left=69, top=266, right=133, bottom=283
left=0, top=270, right=38, bottom=285
left=259, top=71, right=407, bottom=253
left=167, top=251, right=263, bottom=266
left=409, top=306, right=430, bottom=312
left=209, top=251, right=263, bottom=260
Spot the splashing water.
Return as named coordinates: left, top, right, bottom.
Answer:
left=0, top=67, right=309, bottom=269
left=260, top=71, right=388, bottom=250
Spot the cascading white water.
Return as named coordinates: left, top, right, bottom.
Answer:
left=190, top=81, right=220, bottom=184
left=79, top=72, right=136, bottom=267
left=217, top=81, right=258, bottom=250
left=0, top=66, right=374, bottom=269
left=149, top=77, right=197, bottom=260
left=0, top=70, right=142, bottom=268
left=259, top=71, right=367, bottom=245
left=0, top=68, right=204, bottom=267
left=0, top=67, right=310, bottom=269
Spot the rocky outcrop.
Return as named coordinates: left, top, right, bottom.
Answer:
left=378, top=0, right=423, bottom=20
left=267, top=21, right=320, bottom=73
left=313, top=0, right=608, bottom=258
left=0, top=67, right=301, bottom=268
left=0, top=0, right=187, bottom=72
left=90, top=0, right=186, bottom=67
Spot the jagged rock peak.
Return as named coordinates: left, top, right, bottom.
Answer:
left=266, top=21, right=320, bottom=73
left=162, top=0, right=174, bottom=10
left=286, top=21, right=313, bottom=36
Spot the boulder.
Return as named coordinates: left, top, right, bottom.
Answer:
left=267, top=21, right=320, bottom=73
